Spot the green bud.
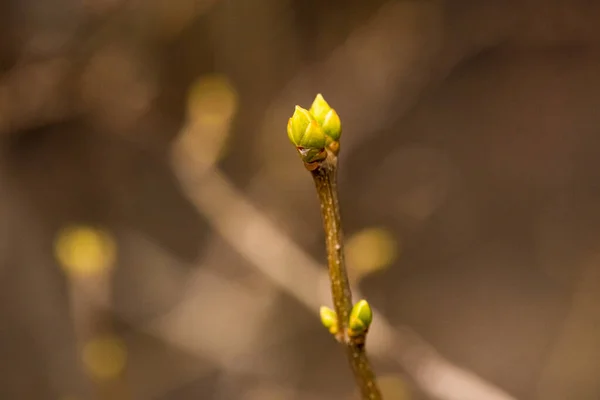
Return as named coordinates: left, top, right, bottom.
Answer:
left=319, top=306, right=338, bottom=335
left=303, top=119, right=326, bottom=149
left=309, top=94, right=331, bottom=125
left=309, top=94, right=341, bottom=142
left=348, top=299, right=373, bottom=337
left=287, top=105, right=327, bottom=164
left=322, top=108, right=341, bottom=142
left=287, top=106, right=310, bottom=146
left=287, top=106, right=326, bottom=149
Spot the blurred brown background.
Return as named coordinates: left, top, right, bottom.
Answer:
left=1, top=0, right=600, bottom=399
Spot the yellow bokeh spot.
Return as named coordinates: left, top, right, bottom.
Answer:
left=187, top=74, right=238, bottom=125
left=377, top=375, right=412, bottom=400
left=178, top=74, right=238, bottom=167
left=82, top=335, right=127, bottom=381
left=346, top=227, right=398, bottom=282
left=54, top=225, right=117, bottom=277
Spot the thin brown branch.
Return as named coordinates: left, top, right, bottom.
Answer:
left=310, top=157, right=352, bottom=340
left=310, top=155, right=382, bottom=400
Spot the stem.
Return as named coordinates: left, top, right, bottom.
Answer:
left=311, top=157, right=352, bottom=340
left=310, top=155, right=382, bottom=400
left=346, top=343, right=381, bottom=400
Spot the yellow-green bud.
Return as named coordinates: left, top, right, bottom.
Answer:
left=287, top=106, right=327, bottom=163
left=319, top=306, right=338, bottom=336
left=287, top=106, right=326, bottom=149
left=309, top=94, right=341, bottom=142
left=322, top=108, right=341, bottom=142
left=309, top=94, right=331, bottom=124
left=348, top=299, right=373, bottom=337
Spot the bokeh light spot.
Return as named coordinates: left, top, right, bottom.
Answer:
left=187, top=74, right=238, bottom=125
left=82, top=335, right=127, bottom=381
left=175, top=74, right=239, bottom=170
left=346, top=227, right=398, bottom=282
left=54, top=225, right=117, bottom=277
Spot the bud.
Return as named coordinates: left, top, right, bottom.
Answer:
left=309, top=94, right=331, bottom=125
left=348, top=299, right=373, bottom=337
left=319, top=306, right=338, bottom=335
left=287, top=106, right=327, bottom=163
left=322, top=108, right=341, bottom=142
left=287, top=106, right=326, bottom=148
left=309, top=94, right=341, bottom=142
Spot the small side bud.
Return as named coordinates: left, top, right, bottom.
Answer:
left=348, top=299, right=373, bottom=337
left=320, top=306, right=339, bottom=336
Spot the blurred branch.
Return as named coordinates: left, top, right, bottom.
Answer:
left=0, top=58, right=75, bottom=136
left=69, top=271, right=132, bottom=400
left=170, top=143, right=516, bottom=400
left=0, top=0, right=146, bottom=137
left=535, top=255, right=600, bottom=399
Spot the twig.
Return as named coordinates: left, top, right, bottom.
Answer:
left=168, top=157, right=517, bottom=399
left=287, top=94, right=382, bottom=399
left=311, top=155, right=381, bottom=399
left=310, top=157, right=352, bottom=341
left=311, top=154, right=381, bottom=400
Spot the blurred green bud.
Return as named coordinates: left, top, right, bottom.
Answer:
left=348, top=299, right=373, bottom=337
left=309, top=94, right=341, bottom=142
left=319, top=306, right=338, bottom=336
